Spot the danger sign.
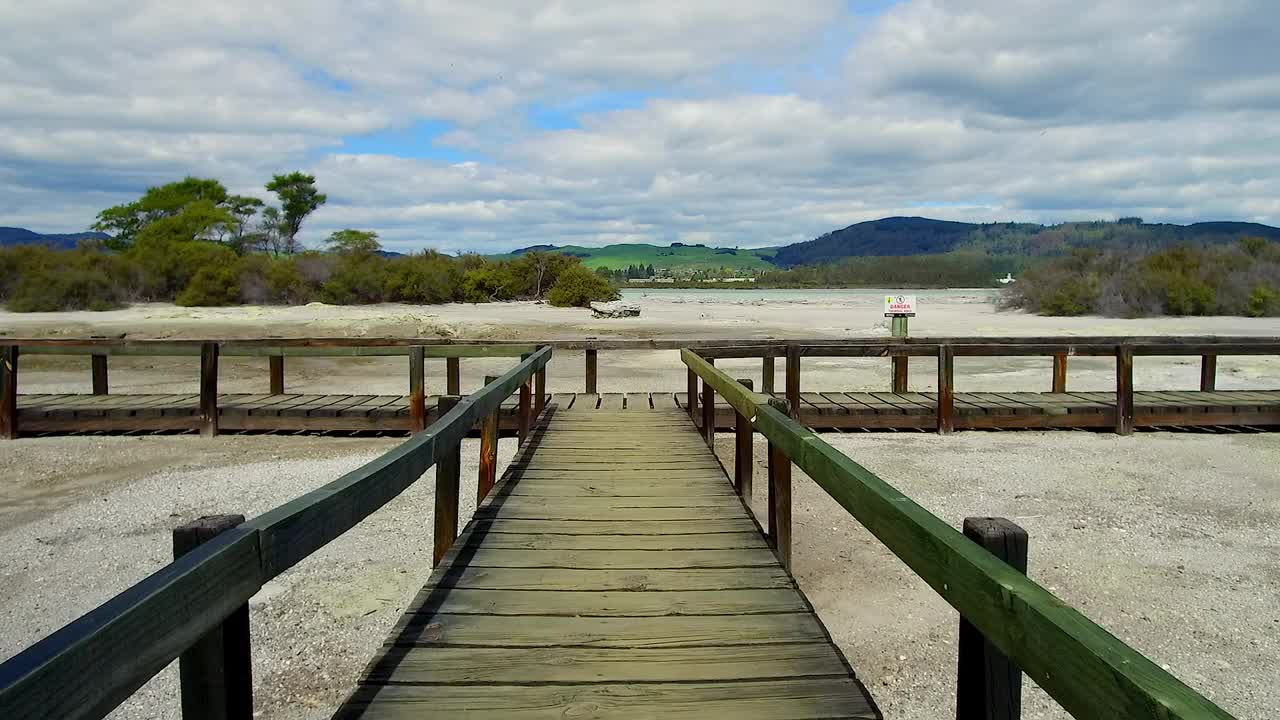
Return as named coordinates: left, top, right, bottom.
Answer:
left=884, top=294, right=917, bottom=317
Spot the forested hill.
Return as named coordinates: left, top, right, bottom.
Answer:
left=770, top=217, right=1280, bottom=267
left=0, top=227, right=111, bottom=249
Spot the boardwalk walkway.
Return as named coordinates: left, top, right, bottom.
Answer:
left=15, top=389, right=1280, bottom=434
left=333, top=405, right=878, bottom=719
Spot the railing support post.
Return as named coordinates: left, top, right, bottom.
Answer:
left=518, top=354, right=532, bottom=447
left=785, top=344, right=801, bottom=419
left=937, top=344, right=954, bottom=435
left=200, top=342, right=219, bottom=438
left=409, top=346, right=427, bottom=433
left=585, top=347, right=598, bottom=394
left=446, top=356, right=461, bottom=396
left=1052, top=353, right=1067, bottom=393
left=269, top=355, right=284, bottom=395
left=766, top=397, right=792, bottom=571
left=92, top=353, right=109, bottom=395
left=701, top=372, right=715, bottom=446
left=433, top=396, right=461, bottom=567
left=734, top=379, right=754, bottom=498
left=478, top=375, right=500, bottom=503
left=1, top=345, right=17, bottom=439
left=956, top=517, right=1028, bottom=720
left=761, top=353, right=775, bottom=394
left=173, top=514, right=252, bottom=720
left=1200, top=353, right=1217, bottom=392
left=687, top=367, right=698, bottom=421
left=534, top=364, right=547, bottom=417
left=1116, top=345, right=1134, bottom=435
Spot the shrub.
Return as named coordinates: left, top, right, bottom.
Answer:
left=462, top=267, right=510, bottom=303
left=386, top=251, right=463, bottom=304
left=321, top=255, right=389, bottom=304
left=176, top=265, right=241, bottom=306
left=1248, top=285, right=1279, bottom=317
left=547, top=265, right=620, bottom=308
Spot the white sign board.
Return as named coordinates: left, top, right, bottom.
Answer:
left=883, top=294, right=917, bottom=317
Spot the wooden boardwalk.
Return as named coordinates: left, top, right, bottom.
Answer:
left=333, top=406, right=878, bottom=720
left=14, top=389, right=1280, bottom=433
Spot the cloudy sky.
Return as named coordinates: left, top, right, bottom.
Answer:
left=3, top=0, right=1278, bottom=252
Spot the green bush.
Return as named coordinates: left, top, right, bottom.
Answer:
left=462, top=267, right=510, bottom=303
left=321, top=255, right=389, bottom=304
left=386, top=251, right=463, bottom=303
left=547, top=265, right=620, bottom=307
left=1248, top=285, right=1279, bottom=317
left=176, top=265, right=241, bottom=306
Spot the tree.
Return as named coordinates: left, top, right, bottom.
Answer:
left=547, top=264, right=620, bottom=307
left=92, top=177, right=234, bottom=249
left=266, top=172, right=327, bottom=254
left=325, top=229, right=381, bottom=256
left=226, top=195, right=265, bottom=253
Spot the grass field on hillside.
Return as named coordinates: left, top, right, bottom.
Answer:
left=492, top=243, right=778, bottom=272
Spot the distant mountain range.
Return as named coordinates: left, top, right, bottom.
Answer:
left=504, top=217, right=1280, bottom=272
left=7, top=216, right=1279, bottom=272
left=0, top=227, right=111, bottom=249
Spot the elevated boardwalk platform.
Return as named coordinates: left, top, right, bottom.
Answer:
left=334, top=406, right=878, bottom=720
left=14, top=389, right=1280, bottom=434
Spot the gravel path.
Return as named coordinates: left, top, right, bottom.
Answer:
left=2, top=430, right=1276, bottom=719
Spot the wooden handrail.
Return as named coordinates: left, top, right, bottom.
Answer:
left=681, top=348, right=1236, bottom=720
left=0, top=346, right=553, bottom=720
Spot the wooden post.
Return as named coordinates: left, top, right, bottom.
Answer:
left=268, top=355, right=284, bottom=395
left=200, top=342, right=219, bottom=438
left=1116, top=345, right=1134, bottom=436
left=433, top=396, right=461, bottom=567
left=534, top=365, right=547, bottom=417
left=1200, top=354, right=1217, bottom=392
left=956, top=517, right=1028, bottom=720
left=1052, top=353, right=1068, bottom=393
left=91, top=354, right=109, bottom=395
left=478, top=375, right=500, bottom=503
left=446, top=356, right=461, bottom=396
left=891, top=314, right=909, bottom=392
left=1, top=345, right=17, bottom=440
left=766, top=397, right=792, bottom=571
left=173, top=514, right=253, bottom=720
left=761, top=353, right=775, bottom=394
left=701, top=374, right=715, bottom=447
left=409, top=346, right=426, bottom=433
left=687, top=367, right=698, bottom=421
left=518, top=371, right=532, bottom=448
left=734, top=379, right=754, bottom=498
left=585, top=347, right=598, bottom=394
left=785, top=344, right=801, bottom=419
left=937, top=344, right=954, bottom=435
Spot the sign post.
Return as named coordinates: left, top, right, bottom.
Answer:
left=885, top=295, right=917, bottom=392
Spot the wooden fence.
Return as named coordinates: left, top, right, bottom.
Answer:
left=0, top=347, right=552, bottom=720
left=681, top=349, right=1235, bottom=720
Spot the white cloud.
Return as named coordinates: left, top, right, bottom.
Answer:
left=2, top=0, right=1278, bottom=251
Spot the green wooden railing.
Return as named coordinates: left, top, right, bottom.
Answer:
left=681, top=348, right=1236, bottom=720
left=0, top=346, right=552, bottom=720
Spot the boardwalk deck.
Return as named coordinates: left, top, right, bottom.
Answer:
left=13, top=390, right=1280, bottom=434
left=333, top=406, right=879, bottom=720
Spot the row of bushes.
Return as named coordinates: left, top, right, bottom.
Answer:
left=0, top=242, right=619, bottom=311
left=1000, top=237, right=1280, bottom=317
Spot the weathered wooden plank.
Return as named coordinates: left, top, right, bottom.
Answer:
left=370, top=643, right=843, bottom=682
left=506, top=482, right=734, bottom=497
left=600, top=392, right=625, bottom=410
left=575, top=393, right=600, bottom=410
left=483, top=505, right=743, bottom=522
left=441, top=566, right=792, bottom=591
left=391, top=612, right=823, bottom=647
left=624, top=392, right=651, bottom=410
left=651, top=392, right=678, bottom=410
left=474, top=532, right=768, bottom=551
left=479, top=518, right=757, bottom=535
left=494, top=495, right=741, bottom=510
left=337, top=678, right=875, bottom=720
left=548, top=392, right=577, bottom=410
left=464, top=548, right=779, bottom=569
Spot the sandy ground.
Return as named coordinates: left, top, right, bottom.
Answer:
left=1, top=431, right=1275, bottom=719
left=4, top=290, right=1280, bottom=396
left=2, top=292, right=1278, bottom=718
